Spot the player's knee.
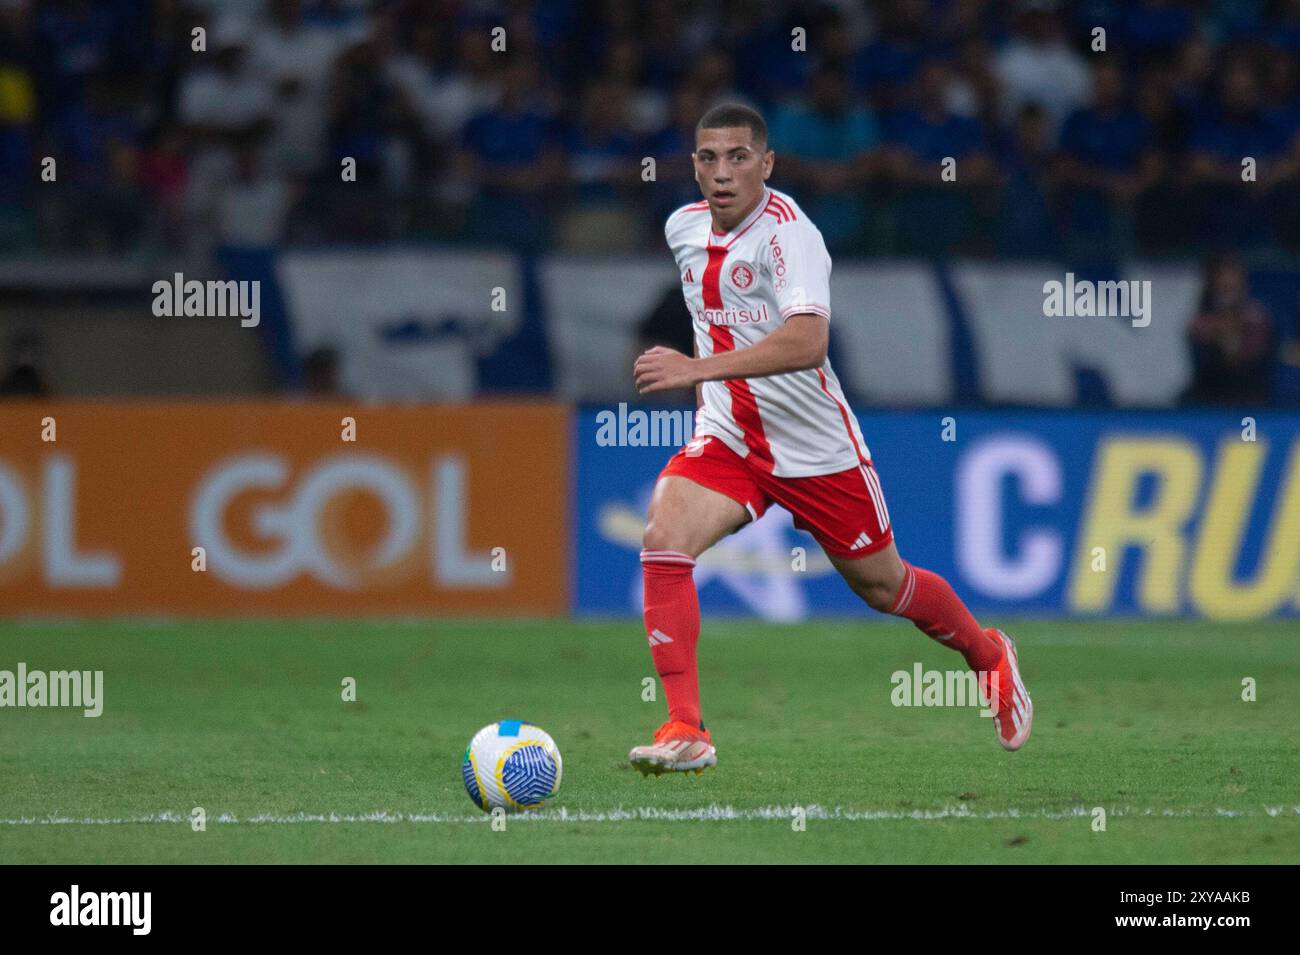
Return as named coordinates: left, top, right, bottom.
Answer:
left=642, top=517, right=685, bottom=555
left=860, top=580, right=898, bottom=613
left=851, top=563, right=906, bottom=612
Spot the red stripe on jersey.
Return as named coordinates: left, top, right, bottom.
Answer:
left=702, top=245, right=728, bottom=309
left=703, top=245, right=775, bottom=472
left=816, top=368, right=868, bottom=464
left=762, top=197, right=788, bottom=223
left=768, top=194, right=796, bottom=221
left=668, top=202, right=710, bottom=229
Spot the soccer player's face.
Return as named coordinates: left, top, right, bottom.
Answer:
left=692, top=127, right=773, bottom=224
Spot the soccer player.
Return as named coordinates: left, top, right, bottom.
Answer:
left=628, top=104, right=1032, bottom=775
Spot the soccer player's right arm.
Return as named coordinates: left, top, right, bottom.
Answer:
left=663, top=211, right=704, bottom=405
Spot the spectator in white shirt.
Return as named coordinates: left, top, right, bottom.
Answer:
left=993, top=0, right=1091, bottom=138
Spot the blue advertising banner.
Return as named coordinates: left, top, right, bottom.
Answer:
left=574, top=406, right=1300, bottom=619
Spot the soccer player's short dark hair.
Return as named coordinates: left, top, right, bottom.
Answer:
left=696, top=103, right=768, bottom=150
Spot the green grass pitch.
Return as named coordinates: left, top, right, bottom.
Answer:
left=0, top=618, right=1296, bottom=863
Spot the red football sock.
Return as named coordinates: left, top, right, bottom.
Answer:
left=887, top=561, right=1002, bottom=672
left=640, top=550, right=702, bottom=729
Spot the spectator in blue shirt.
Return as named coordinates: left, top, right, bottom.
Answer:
left=999, top=102, right=1060, bottom=258
left=882, top=60, right=993, bottom=173
left=1268, top=0, right=1300, bottom=57
left=561, top=78, right=637, bottom=208
left=1054, top=59, right=1161, bottom=258
left=850, top=0, right=929, bottom=112
left=769, top=62, right=880, bottom=252
left=33, top=0, right=115, bottom=127
left=1117, top=0, right=1196, bottom=69
left=645, top=85, right=705, bottom=231
left=1188, top=64, right=1288, bottom=168
left=1186, top=60, right=1293, bottom=248
left=881, top=58, right=996, bottom=255
left=457, top=57, right=566, bottom=249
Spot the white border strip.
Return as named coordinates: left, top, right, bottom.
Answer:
left=2, top=805, right=1297, bottom=826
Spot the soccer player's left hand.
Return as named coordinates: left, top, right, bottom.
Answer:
left=634, top=346, right=698, bottom=394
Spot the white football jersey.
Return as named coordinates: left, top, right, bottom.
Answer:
left=665, top=186, right=870, bottom=477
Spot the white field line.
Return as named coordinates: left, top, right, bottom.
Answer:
left=1, top=805, right=1298, bottom=826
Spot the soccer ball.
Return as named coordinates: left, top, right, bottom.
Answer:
left=462, top=720, right=563, bottom=813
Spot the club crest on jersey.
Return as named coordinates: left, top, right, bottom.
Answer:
left=728, top=262, right=756, bottom=290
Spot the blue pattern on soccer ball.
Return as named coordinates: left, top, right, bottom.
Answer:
left=461, top=752, right=484, bottom=809
left=501, top=743, right=558, bottom=806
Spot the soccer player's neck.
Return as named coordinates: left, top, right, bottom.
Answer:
left=712, top=188, right=767, bottom=235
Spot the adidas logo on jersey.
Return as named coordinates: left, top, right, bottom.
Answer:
left=848, top=531, right=873, bottom=551
left=647, top=628, right=674, bottom=646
